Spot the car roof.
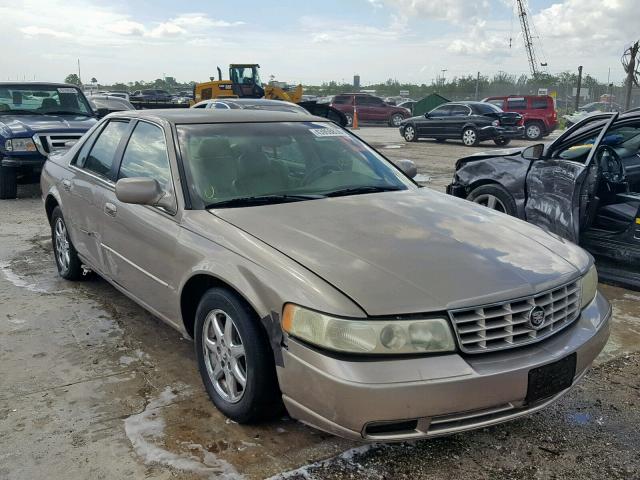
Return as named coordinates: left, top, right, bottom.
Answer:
left=200, top=98, right=299, bottom=106
left=109, top=108, right=328, bottom=124
left=0, top=82, right=82, bottom=89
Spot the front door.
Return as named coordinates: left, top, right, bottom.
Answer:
left=524, top=114, right=618, bottom=242
left=421, top=104, right=451, bottom=136
left=99, top=120, right=181, bottom=321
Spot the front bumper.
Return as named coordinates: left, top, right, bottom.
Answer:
left=446, top=181, right=466, bottom=198
left=1, top=155, right=46, bottom=169
left=278, top=292, right=611, bottom=441
left=478, top=125, right=525, bottom=140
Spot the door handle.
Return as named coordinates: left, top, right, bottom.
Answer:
left=62, top=179, right=71, bottom=191
left=104, top=202, right=117, bottom=217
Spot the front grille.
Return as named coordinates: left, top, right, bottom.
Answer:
left=33, top=133, right=83, bottom=156
left=449, top=280, right=581, bottom=354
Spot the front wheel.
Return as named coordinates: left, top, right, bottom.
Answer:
left=403, top=125, right=417, bottom=142
left=51, top=206, right=84, bottom=280
left=194, top=288, right=281, bottom=423
left=389, top=113, right=404, bottom=127
left=461, top=127, right=479, bottom=147
left=467, top=184, right=517, bottom=216
left=494, top=137, right=511, bottom=146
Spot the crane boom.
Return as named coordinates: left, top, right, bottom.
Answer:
left=516, top=0, right=539, bottom=76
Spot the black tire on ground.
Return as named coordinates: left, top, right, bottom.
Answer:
left=403, top=124, right=418, bottom=142
left=467, top=184, right=517, bottom=217
left=344, top=113, right=353, bottom=127
left=0, top=166, right=17, bottom=199
left=435, top=138, right=447, bottom=143
left=194, top=288, right=281, bottom=423
left=389, top=113, right=404, bottom=127
left=494, top=137, right=511, bottom=146
left=51, top=206, right=84, bottom=280
left=461, top=127, right=479, bottom=147
left=524, top=121, right=544, bottom=141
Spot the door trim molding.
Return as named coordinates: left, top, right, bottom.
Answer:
left=101, top=243, right=169, bottom=288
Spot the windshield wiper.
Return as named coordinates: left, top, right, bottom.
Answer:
left=324, top=185, right=405, bottom=198
left=43, top=110, right=93, bottom=117
left=206, top=193, right=324, bottom=209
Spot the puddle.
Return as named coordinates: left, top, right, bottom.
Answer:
left=0, top=262, right=51, bottom=293
left=124, top=385, right=243, bottom=479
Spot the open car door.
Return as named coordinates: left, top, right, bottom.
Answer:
left=524, top=113, right=619, bottom=242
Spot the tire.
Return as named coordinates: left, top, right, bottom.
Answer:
left=494, top=137, right=511, bottom=146
left=435, top=138, right=447, bottom=143
left=194, top=288, right=281, bottom=423
left=389, top=113, right=404, bottom=127
left=403, top=124, right=417, bottom=142
left=51, top=206, right=84, bottom=280
left=461, top=127, right=479, bottom=147
left=524, top=122, right=544, bottom=141
left=467, top=184, right=517, bottom=216
left=0, top=166, right=17, bottom=199
left=344, top=113, right=353, bottom=127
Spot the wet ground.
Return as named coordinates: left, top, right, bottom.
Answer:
left=1, top=127, right=639, bottom=479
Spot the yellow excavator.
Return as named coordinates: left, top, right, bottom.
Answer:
left=192, top=64, right=303, bottom=104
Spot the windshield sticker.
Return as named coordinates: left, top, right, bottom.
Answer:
left=309, top=126, right=348, bottom=137
left=57, top=87, right=78, bottom=94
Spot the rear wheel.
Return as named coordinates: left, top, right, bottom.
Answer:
left=389, top=113, right=404, bottom=127
left=403, top=124, right=417, bottom=142
left=461, top=127, right=479, bottom=147
left=525, top=122, right=544, bottom=140
left=51, top=207, right=84, bottom=280
left=194, top=288, right=281, bottom=423
left=0, top=166, right=17, bottom=199
left=494, top=137, right=511, bottom=146
left=344, top=113, right=353, bottom=127
left=467, top=184, right=517, bottom=216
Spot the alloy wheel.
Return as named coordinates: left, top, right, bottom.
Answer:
left=526, top=124, right=541, bottom=140
left=202, top=309, right=247, bottom=403
left=391, top=114, right=403, bottom=127
left=472, top=194, right=507, bottom=213
left=54, top=218, right=71, bottom=272
left=462, top=129, right=476, bottom=146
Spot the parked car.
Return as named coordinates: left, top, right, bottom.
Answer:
left=330, top=93, right=410, bottom=127
left=397, top=99, right=416, bottom=114
left=564, top=102, right=622, bottom=127
left=447, top=110, right=640, bottom=288
left=130, top=89, right=173, bottom=103
left=399, top=101, right=524, bottom=146
left=41, top=108, right=609, bottom=441
left=191, top=98, right=348, bottom=126
left=0, top=82, right=97, bottom=198
left=88, top=95, right=135, bottom=117
left=483, top=95, right=557, bottom=141
left=103, top=91, right=130, bottom=101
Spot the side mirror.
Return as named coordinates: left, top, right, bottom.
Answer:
left=95, top=107, right=109, bottom=118
left=115, top=177, right=175, bottom=211
left=424, top=113, right=430, bottom=118
left=522, top=143, right=544, bottom=161
left=396, top=159, right=417, bottom=179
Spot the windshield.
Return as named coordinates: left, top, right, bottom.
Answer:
left=0, top=85, right=93, bottom=115
left=176, top=122, right=412, bottom=208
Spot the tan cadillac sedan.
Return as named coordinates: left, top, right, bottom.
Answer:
left=41, top=109, right=611, bottom=441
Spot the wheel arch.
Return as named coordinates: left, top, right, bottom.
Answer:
left=45, top=191, right=61, bottom=226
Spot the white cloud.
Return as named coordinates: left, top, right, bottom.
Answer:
left=372, top=0, right=490, bottom=24
left=105, top=20, right=145, bottom=36
left=19, top=26, right=72, bottom=38
left=147, top=22, right=186, bottom=38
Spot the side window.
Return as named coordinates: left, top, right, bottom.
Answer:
left=430, top=105, right=451, bottom=117
left=118, top=122, right=171, bottom=186
left=332, top=95, right=351, bottom=105
left=532, top=98, right=549, bottom=109
left=193, top=103, right=208, bottom=109
left=355, top=96, right=377, bottom=106
left=450, top=105, right=470, bottom=117
left=73, top=123, right=105, bottom=167
left=83, top=120, right=129, bottom=179
left=507, top=97, right=527, bottom=109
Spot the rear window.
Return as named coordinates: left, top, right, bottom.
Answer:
left=475, top=103, right=503, bottom=114
left=506, top=97, right=527, bottom=109
left=532, top=98, right=550, bottom=109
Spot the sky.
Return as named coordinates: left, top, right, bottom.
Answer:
left=1, top=0, right=637, bottom=86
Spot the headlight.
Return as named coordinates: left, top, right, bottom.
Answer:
left=5, top=138, right=37, bottom=152
left=580, top=264, right=598, bottom=309
left=282, top=304, right=456, bottom=354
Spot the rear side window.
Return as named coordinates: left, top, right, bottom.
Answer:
left=332, top=95, right=352, bottom=105
left=118, top=122, right=171, bottom=185
left=83, top=120, right=129, bottom=179
left=449, top=105, right=470, bottom=117
left=507, top=98, right=527, bottom=109
left=532, top=98, right=550, bottom=109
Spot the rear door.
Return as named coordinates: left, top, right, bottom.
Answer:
left=446, top=104, right=472, bottom=136
left=100, top=120, right=180, bottom=320
left=524, top=114, right=619, bottom=242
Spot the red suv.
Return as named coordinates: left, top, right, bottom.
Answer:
left=483, top=95, right=557, bottom=140
left=330, top=93, right=410, bottom=127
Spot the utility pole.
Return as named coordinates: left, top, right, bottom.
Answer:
left=77, top=59, right=82, bottom=85
left=574, top=65, right=583, bottom=111
left=623, top=40, right=639, bottom=111
left=475, top=72, right=480, bottom=100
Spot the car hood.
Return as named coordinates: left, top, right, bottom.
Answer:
left=212, top=189, right=590, bottom=316
left=455, top=146, right=525, bottom=168
left=0, top=114, right=96, bottom=137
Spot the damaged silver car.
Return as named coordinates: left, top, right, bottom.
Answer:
left=41, top=109, right=610, bottom=441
